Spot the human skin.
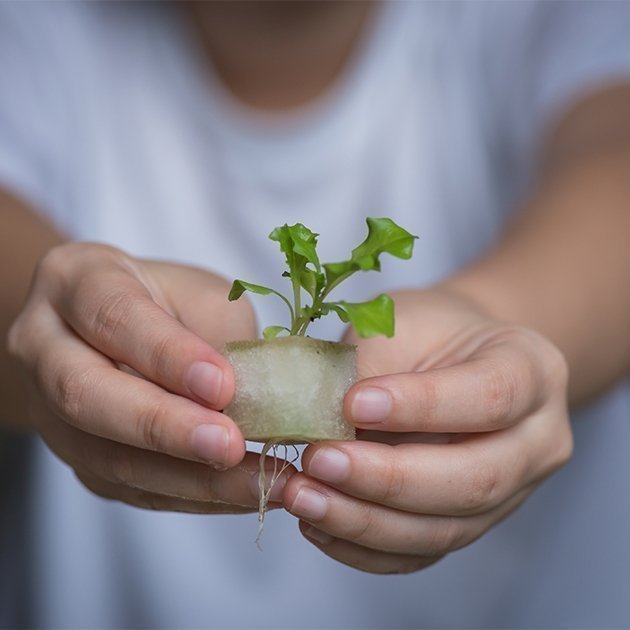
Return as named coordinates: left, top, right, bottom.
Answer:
left=3, top=3, right=630, bottom=571
left=4, top=235, right=277, bottom=512
left=282, top=85, right=630, bottom=572
left=2, top=0, right=376, bottom=514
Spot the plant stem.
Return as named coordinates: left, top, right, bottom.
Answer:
left=320, top=271, right=355, bottom=302
left=290, top=275, right=302, bottom=335
left=292, top=271, right=356, bottom=336
left=270, top=289, right=296, bottom=330
left=296, top=317, right=310, bottom=336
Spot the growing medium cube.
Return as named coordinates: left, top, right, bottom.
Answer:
left=224, top=336, right=357, bottom=443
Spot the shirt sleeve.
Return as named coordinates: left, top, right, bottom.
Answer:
left=0, top=4, right=71, bottom=227
left=483, top=1, right=630, bottom=167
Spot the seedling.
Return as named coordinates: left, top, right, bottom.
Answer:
left=228, top=217, right=417, bottom=340
left=225, top=217, right=417, bottom=543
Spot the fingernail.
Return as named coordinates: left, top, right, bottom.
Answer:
left=303, top=525, right=334, bottom=546
left=351, top=386, right=392, bottom=424
left=191, top=424, right=228, bottom=466
left=289, top=487, right=328, bottom=521
left=308, top=448, right=350, bottom=484
left=248, top=470, right=288, bottom=503
left=186, top=361, right=223, bottom=406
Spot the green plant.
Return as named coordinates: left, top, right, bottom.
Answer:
left=229, top=217, right=417, bottom=338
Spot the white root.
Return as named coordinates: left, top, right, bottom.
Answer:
left=256, top=440, right=300, bottom=550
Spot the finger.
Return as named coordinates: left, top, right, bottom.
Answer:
left=299, top=521, right=440, bottom=575
left=45, top=246, right=233, bottom=409
left=300, top=427, right=555, bottom=516
left=75, top=471, right=256, bottom=515
left=28, top=316, right=245, bottom=468
left=356, top=429, right=455, bottom=445
left=345, top=336, right=544, bottom=432
left=285, top=473, right=533, bottom=556
left=41, top=411, right=293, bottom=507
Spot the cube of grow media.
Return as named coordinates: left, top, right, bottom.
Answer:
left=224, top=336, right=357, bottom=444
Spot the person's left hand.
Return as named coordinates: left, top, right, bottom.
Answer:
left=282, top=288, right=573, bottom=573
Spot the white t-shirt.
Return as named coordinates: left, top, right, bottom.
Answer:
left=1, top=2, right=630, bottom=627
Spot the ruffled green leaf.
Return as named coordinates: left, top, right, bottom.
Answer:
left=231, top=217, right=414, bottom=338
left=350, top=217, right=417, bottom=270
left=323, top=218, right=417, bottom=291
left=336, top=294, right=395, bottom=338
left=269, top=223, right=321, bottom=272
left=287, top=223, right=321, bottom=272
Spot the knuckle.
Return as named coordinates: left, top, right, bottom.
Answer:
left=378, top=456, right=406, bottom=505
left=38, top=244, right=72, bottom=278
left=343, top=504, right=374, bottom=545
left=6, top=320, right=25, bottom=359
left=89, top=289, right=135, bottom=346
left=40, top=243, right=130, bottom=311
left=137, top=398, right=167, bottom=452
left=39, top=242, right=112, bottom=281
left=418, top=373, right=440, bottom=428
left=559, top=419, right=574, bottom=465
left=460, top=459, right=499, bottom=513
left=511, top=327, right=568, bottom=405
left=50, top=364, right=97, bottom=423
left=425, top=517, right=465, bottom=556
left=545, top=344, right=570, bottom=393
left=51, top=242, right=124, bottom=269
left=549, top=410, right=574, bottom=472
left=481, top=360, right=519, bottom=425
left=149, top=332, right=175, bottom=384
left=555, top=436, right=574, bottom=471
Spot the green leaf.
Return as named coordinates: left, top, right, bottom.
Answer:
left=228, top=279, right=295, bottom=323
left=300, top=268, right=326, bottom=299
left=269, top=225, right=292, bottom=263
left=320, top=302, right=350, bottom=323
left=322, top=218, right=417, bottom=292
left=350, top=217, right=417, bottom=271
left=263, top=326, right=290, bottom=339
left=269, top=223, right=321, bottom=272
left=228, top=280, right=276, bottom=301
left=322, top=260, right=356, bottom=290
left=230, top=217, right=414, bottom=339
left=270, top=223, right=322, bottom=328
left=287, top=224, right=321, bottom=272
left=335, top=294, right=395, bottom=338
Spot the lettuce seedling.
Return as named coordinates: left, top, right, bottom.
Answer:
left=226, top=218, right=416, bottom=545
left=228, top=217, right=417, bottom=338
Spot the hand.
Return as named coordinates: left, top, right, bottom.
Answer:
left=283, top=288, right=573, bottom=573
left=8, top=242, right=291, bottom=513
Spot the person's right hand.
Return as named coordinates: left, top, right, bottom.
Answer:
left=8, top=242, right=290, bottom=513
